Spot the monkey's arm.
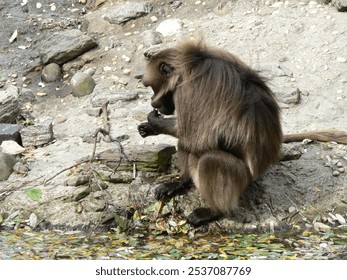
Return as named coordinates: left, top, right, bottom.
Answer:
left=138, top=110, right=178, bottom=138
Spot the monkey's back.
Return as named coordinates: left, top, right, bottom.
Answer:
left=173, top=41, right=283, bottom=179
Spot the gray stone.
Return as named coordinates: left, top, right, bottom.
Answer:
left=0, top=124, right=22, bottom=145
left=0, top=140, right=25, bottom=155
left=171, top=1, right=182, bottom=9
left=39, top=29, right=98, bottom=65
left=156, top=19, right=183, bottom=37
left=94, top=144, right=177, bottom=173
left=103, top=2, right=153, bottom=25
left=71, top=71, right=96, bottom=97
left=0, top=152, right=17, bottom=181
left=252, top=62, right=293, bottom=78
left=272, top=85, right=301, bottom=105
left=91, top=91, right=139, bottom=107
left=41, top=63, right=62, bottom=83
left=20, top=121, right=54, bottom=147
left=332, top=0, right=347, bottom=11
left=139, top=30, right=162, bottom=47
left=0, top=85, right=20, bottom=123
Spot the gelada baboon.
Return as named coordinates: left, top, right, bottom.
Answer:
left=138, top=40, right=347, bottom=227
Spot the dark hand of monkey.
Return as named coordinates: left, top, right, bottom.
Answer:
left=147, top=109, right=161, bottom=123
left=187, top=207, right=224, bottom=227
left=155, top=180, right=192, bottom=201
left=138, top=122, right=158, bottom=138
left=137, top=110, right=162, bottom=138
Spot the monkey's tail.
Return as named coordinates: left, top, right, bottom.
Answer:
left=283, top=130, right=347, bottom=145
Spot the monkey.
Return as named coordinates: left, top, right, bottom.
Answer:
left=138, top=40, right=347, bottom=227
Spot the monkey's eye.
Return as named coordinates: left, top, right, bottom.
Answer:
left=159, top=63, right=173, bottom=78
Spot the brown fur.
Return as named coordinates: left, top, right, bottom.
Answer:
left=283, top=130, right=347, bottom=144
left=140, top=40, right=283, bottom=220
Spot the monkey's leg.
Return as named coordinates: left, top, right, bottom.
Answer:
left=187, top=151, right=252, bottom=227
left=155, top=143, right=191, bottom=200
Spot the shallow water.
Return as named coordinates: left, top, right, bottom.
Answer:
left=0, top=228, right=346, bottom=260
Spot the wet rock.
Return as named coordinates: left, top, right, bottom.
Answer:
left=272, top=85, right=301, bottom=105
left=103, top=2, right=153, bottom=24
left=332, top=0, right=347, bottom=11
left=20, top=121, right=54, bottom=147
left=0, top=140, right=25, bottom=155
left=91, top=91, right=139, bottom=107
left=39, top=29, right=98, bottom=65
left=0, top=85, right=20, bottom=123
left=0, top=124, right=22, bottom=145
left=156, top=19, right=183, bottom=37
left=71, top=71, right=96, bottom=97
left=41, top=63, right=62, bottom=83
left=0, top=152, right=17, bottom=181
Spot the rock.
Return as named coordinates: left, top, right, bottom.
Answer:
left=0, top=124, right=22, bottom=145
left=252, top=62, right=293, bottom=78
left=0, top=152, right=17, bottom=181
left=20, top=121, right=54, bottom=147
left=39, top=29, right=98, bottom=65
left=91, top=91, right=139, bottom=107
left=332, top=0, right=347, bottom=11
left=171, top=1, right=182, bottom=9
left=156, top=19, right=183, bottom=37
left=41, top=63, right=62, bottom=83
left=336, top=57, right=347, bottom=63
left=103, top=2, right=153, bottom=25
left=0, top=85, right=20, bottom=123
left=0, top=140, right=25, bottom=155
left=143, top=42, right=176, bottom=59
left=272, top=85, right=301, bottom=105
left=12, top=161, right=30, bottom=175
left=139, top=30, right=162, bottom=47
left=71, top=71, right=96, bottom=97
left=93, top=144, right=177, bottom=173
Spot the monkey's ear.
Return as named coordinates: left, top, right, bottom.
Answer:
left=159, top=63, right=173, bottom=78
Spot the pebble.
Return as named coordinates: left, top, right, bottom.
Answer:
left=70, top=71, right=96, bottom=97
left=123, top=69, right=131, bottom=75
left=36, top=92, right=47, bottom=97
left=333, top=170, right=340, bottom=177
left=41, top=63, right=62, bottom=83
left=289, top=206, right=297, bottom=213
left=150, top=16, right=158, bottom=23
left=336, top=57, right=347, bottom=63
left=122, top=55, right=131, bottom=62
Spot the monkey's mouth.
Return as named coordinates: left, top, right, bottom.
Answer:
left=152, top=90, right=175, bottom=115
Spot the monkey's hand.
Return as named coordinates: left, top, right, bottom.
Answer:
left=138, top=122, right=158, bottom=138
left=147, top=109, right=161, bottom=124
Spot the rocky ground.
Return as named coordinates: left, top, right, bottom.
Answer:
left=0, top=0, right=347, bottom=232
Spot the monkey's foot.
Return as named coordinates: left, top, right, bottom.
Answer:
left=155, top=180, right=191, bottom=200
left=137, top=122, right=158, bottom=138
left=187, top=207, right=223, bottom=227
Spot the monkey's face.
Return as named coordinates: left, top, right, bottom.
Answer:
left=142, top=52, right=178, bottom=115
